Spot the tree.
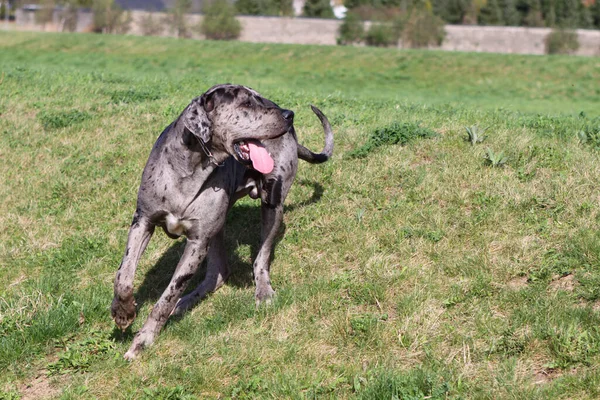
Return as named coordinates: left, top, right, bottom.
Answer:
left=93, top=0, right=131, bottom=33
left=36, top=0, right=56, bottom=28
left=431, top=0, right=470, bottom=24
left=523, top=0, right=544, bottom=26
left=235, top=0, right=293, bottom=16
left=499, top=0, right=520, bottom=25
left=578, top=0, right=594, bottom=28
left=139, top=11, right=164, bottom=36
left=164, top=0, right=192, bottom=38
left=479, top=0, right=505, bottom=25
left=591, top=0, right=600, bottom=28
left=303, top=0, right=335, bottom=17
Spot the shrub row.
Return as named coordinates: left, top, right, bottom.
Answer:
left=338, top=5, right=445, bottom=48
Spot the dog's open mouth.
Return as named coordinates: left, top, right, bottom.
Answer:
left=234, top=140, right=274, bottom=174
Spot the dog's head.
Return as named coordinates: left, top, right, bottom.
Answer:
left=182, top=84, right=294, bottom=173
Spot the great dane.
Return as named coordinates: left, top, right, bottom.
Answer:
left=111, top=84, right=333, bottom=359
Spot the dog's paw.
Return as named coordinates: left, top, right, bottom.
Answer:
left=123, top=349, right=137, bottom=361
left=255, top=286, right=276, bottom=307
left=123, top=329, right=154, bottom=360
left=111, top=296, right=137, bottom=331
left=171, top=296, right=194, bottom=317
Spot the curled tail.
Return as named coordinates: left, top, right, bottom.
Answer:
left=297, top=105, right=334, bottom=164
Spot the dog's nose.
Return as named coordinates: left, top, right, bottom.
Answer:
left=282, top=110, right=294, bottom=121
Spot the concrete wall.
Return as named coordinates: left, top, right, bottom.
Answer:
left=442, top=25, right=600, bottom=56
left=12, top=8, right=600, bottom=56
left=238, top=15, right=341, bottom=45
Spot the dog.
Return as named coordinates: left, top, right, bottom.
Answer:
left=110, top=84, right=333, bottom=359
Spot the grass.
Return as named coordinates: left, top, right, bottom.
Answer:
left=1, top=30, right=600, bottom=399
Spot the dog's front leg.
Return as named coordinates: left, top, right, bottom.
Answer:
left=123, top=237, right=208, bottom=360
left=253, top=203, right=284, bottom=305
left=112, top=213, right=155, bottom=331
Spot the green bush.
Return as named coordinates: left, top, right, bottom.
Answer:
left=364, top=22, right=399, bottom=47
left=545, top=28, right=580, bottom=55
left=355, top=4, right=444, bottom=48
left=303, top=0, right=335, bottom=18
left=337, top=12, right=364, bottom=44
left=401, top=6, right=445, bottom=48
left=201, top=0, right=242, bottom=40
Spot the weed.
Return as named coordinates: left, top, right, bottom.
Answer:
left=530, top=230, right=600, bottom=284
left=484, top=147, right=508, bottom=167
left=38, top=109, right=91, bottom=130
left=400, top=226, right=444, bottom=243
left=348, top=313, right=387, bottom=346
left=46, top=331, right=117, bottom=375
left=355, top=368, right=451, bottom=399
left=109, top=87, right=161, bottom=104
left=464, top=125, right=488, bottom=145
left=230, top=375, right=265, bottom=399
left=492, top=328, right=527, bottom=357
left=141, top=386, right=197, bottom=400
left=548, top=324, right=600, bottom=368
left=0, top=390, right=20, bottom=400
left=348, top=121, right=438, bottom=158
left=577, top=122, right=600, bottom=150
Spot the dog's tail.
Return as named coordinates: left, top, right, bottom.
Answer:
left=297, top=105, right=334, bottom=164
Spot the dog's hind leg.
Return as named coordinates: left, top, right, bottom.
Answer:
left=111, top=212, right=155, bottom=331
left=171, top=229, right=230, bottom=316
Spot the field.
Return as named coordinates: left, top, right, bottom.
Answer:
left=2, top=30, right=600, bottom=399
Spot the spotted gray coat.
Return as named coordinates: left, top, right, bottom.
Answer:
left=110, top=84, right=334, bottom=360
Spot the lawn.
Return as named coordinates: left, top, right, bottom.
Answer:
left=1, top=31, right=600, bottom=399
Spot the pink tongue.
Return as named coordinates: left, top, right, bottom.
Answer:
left=248, top=141, right=274, bottom=174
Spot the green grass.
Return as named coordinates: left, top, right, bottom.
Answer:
left=1, top=31, right=600, bottom=399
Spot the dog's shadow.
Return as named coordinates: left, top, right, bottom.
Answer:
left=131, top=179, right=324, bottom=315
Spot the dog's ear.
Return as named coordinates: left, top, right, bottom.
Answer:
left=183, top=93, right=215, bottom=143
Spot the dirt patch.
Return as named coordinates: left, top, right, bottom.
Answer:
left=533, top=367, right=562, bottom=385
left=20, top=372, right=60, bottom=400
left=507, top=276, right=528, bottom=290
left=549, top=274, right=576, bottom=292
